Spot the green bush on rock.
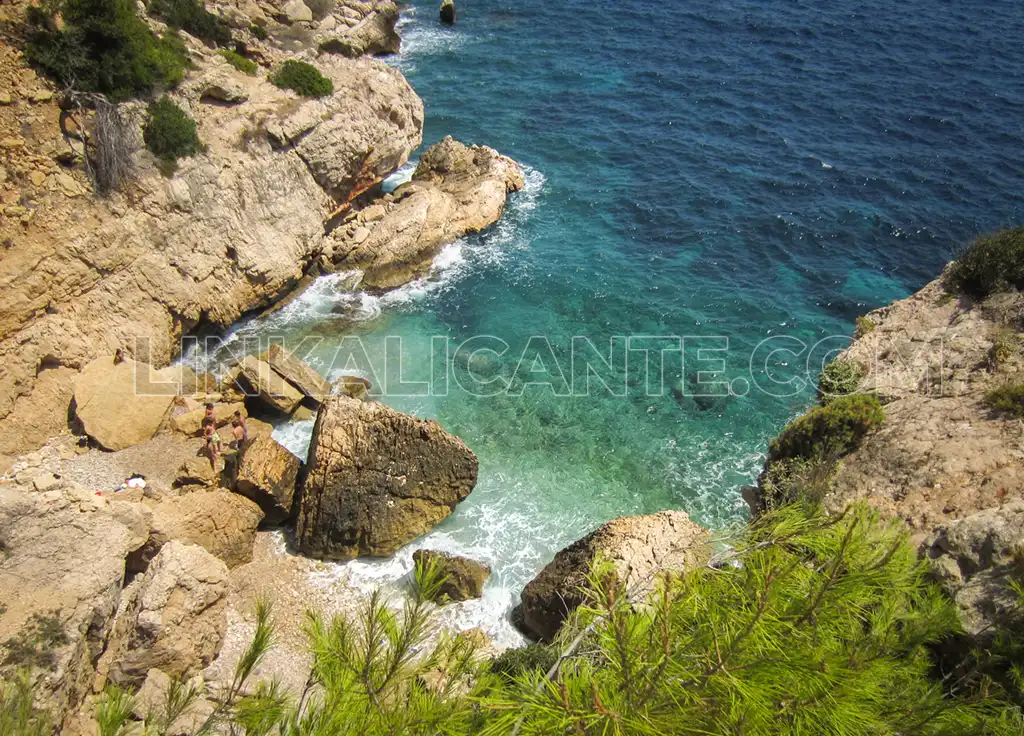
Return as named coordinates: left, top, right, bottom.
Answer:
left=143, top=96, right=203, bottom=176
left=817, top=357, right=865, bottom=403
left=24, top=0, right=188, bottom=99
left=769, top=393, right=884, bottom=463
left=217, top=49, right=258, bottom=75
left=249, top=23, right=269, bottom=41
left=490, top=643, right=558, bottom=682
left=983, top=382, right=1024, bottom=418
left=947, top=227, right=1024, bottom=299
left=147, top=0, right=232, bottom=47
left=269, top=60, right=334, bottom=98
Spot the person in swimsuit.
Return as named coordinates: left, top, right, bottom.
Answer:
left=202, top=417, right=222, bottom=470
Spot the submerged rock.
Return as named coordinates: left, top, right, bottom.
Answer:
left=296, top=396, right=478, bottom=559
left=330, top=136, right=523, bottom=290
left=413, top=549, right=490, bottom=601
left=518, top=511, right=711, bottom=642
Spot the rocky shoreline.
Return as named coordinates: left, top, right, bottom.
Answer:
left=1, top=0, right=1023, bottom=730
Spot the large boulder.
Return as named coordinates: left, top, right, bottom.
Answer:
left=73, top=357, right=182, bottom=450
left=518, top=511, right=711, bottom=642
left=0, top=484, right=149, bottom=726
left=105, top=541, right=229, bottom=687
left=266, top=343, right=331, bottom=403
left=923, top=501, right=1024, bottom=637
left=319, top=2, right=401, bottom=57
left=330, top=137, right=524, bottom=290
left=235, top=355, right=304, bottom=414
left=127, top=490, right=264, bottom=572
left=234, top=434, right=302, bottom=523
left=296, top=397, right=478, bottom=559
left=412, top=549, right=490, bottom=602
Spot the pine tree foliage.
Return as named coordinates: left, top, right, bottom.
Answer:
left=6, top=506, right=1024, bottom=736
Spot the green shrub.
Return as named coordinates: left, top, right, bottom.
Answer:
left=269, top=60, right=333, bottom=98
left=989, top=327, right=1019, bottom=370
left=759, top=456, right=838, bottom=510
left=983, top=382, right=1024, bottom=418
left=217, top=49, right=258, bottom=75
left=147, top=0, right=232, bottom=46
left=855, top=315, right=876, bottom=337
left=143, top=96, right=202, bottom=175
left=947, top=227, right=1024, bottom=299
left=817, top=357, right=865, bottom=403
left=489, top=643, right=558, bottom=682
left=24, top=0, right=189, bottom=99
left=250, top=23, right=269, bottom=41
left=0, top=670, right=50, bottom=736
left=769, top=393, right=884, bottom=463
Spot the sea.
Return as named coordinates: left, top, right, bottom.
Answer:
left=191, top=0, right=1024, bottom=644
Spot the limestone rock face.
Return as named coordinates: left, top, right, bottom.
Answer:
left=0, top=484, right=149, bottom=725
left=72, top=357, right=183, bottom=450
left=266, top=343, right=331, bottom=402
left=296, top=397, right=478, bottom=559
left=518, top=511, right=711, bottom=642
left=412, top=549, right=490, bottom=602
left=924, top=501, right=1024, bottom=637
left=234, top=434, right=301, bottom=523
left=330, top=136, right=524, bottom=290
left=767, top=277, right=1024, bottom=533
left=319, top=2, right=401, bottom=57
left=128, top=490, right=264, bottom=572
left=106, top=541, right=229, bottom=687
left=0, top=50, right=422, bottom=458
left=235, top=355, right=304, bottom=414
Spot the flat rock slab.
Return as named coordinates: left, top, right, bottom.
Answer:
left=266, top=343, right=331, bottom=402
left=234, top=434, right=301, bottom=523
left=235, top=355, right=303, bottom=414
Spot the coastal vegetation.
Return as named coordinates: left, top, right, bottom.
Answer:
left=983, top=382, right=1024, bottom=418
left=768, top=393, right=884, bottom=464
left=947, top=227, right=1024, bottom=299
left=217, top=49, right=258, bottom=75
left=270, top=60, right=335, bottom=98
left=817, top=357, right=865, bottom=403
left=24, top=0, right=189, bottom=99
left=6, top=504, right=1021, bottom=735
left=143, top=96, right=203, bottom=176
left=147, top=0, right=233, bottom=48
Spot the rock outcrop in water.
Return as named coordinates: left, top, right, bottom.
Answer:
left=296, top=396, right=478, bottom=559
left=329, top=136, right=525, bottom=290
left=517, top=511, right=711, bottom=642
left=413, top=549, right=491, bottom=602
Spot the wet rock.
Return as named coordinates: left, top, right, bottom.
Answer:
left=296, top=396, right=478, bottom=559
left=440, top=0, right=455, bottom=24
left=413, top=549, right=490, bottom=601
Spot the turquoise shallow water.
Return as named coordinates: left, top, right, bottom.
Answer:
left=194, top=0, right=1024, bottom=642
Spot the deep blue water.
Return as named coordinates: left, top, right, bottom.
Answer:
left=212, top=0, right=1024, bottom=641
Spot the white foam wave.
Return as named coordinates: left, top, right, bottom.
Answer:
left=389, top=6, right=466, bottom=73
left=382, top=159, right=418, bottom=193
